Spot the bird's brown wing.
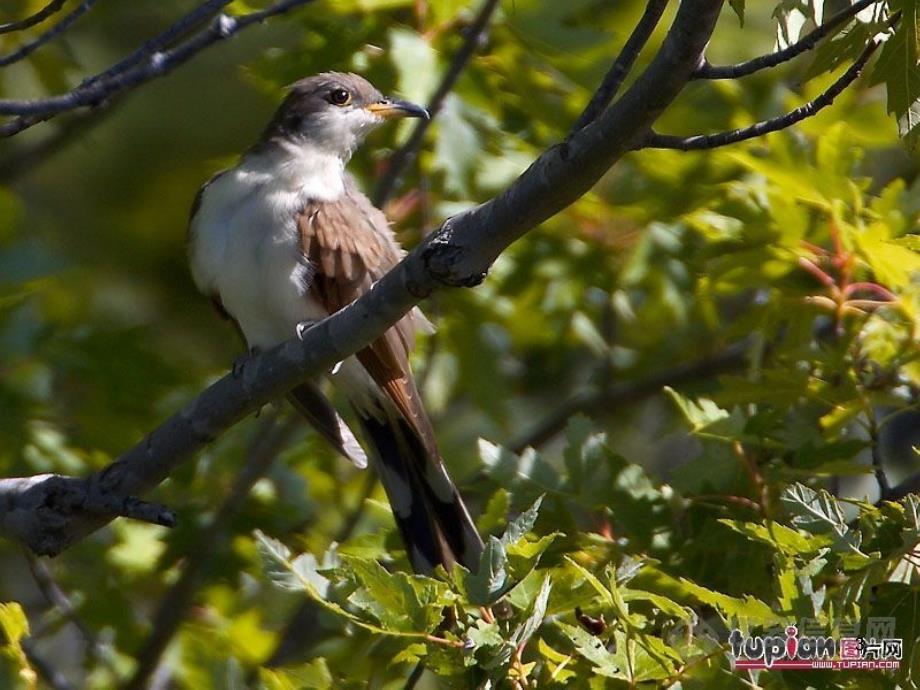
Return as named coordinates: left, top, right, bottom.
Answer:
left=296, top=181, right=437, bottom=455
left=296, top=181, right=483, bottom=573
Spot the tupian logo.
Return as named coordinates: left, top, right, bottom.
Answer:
left=728, top=620, right=902, bottom=671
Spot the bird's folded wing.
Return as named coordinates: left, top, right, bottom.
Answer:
left=296, top=180, right=437, bottom=456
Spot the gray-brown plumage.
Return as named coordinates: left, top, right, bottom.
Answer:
left=188, top=72, right=483, bottom=574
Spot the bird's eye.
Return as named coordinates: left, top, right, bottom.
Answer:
left=328, top=88, right=351, bottom=106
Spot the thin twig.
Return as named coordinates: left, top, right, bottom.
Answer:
left=123, top=412, right=297, bottom=690
left=508, top=342, right=747, bottom=453
left=0, top=0, right=317, bottom=136
left=643, top=39, right=878, bottom=151
left=21, top=639, right=74, bottom=690
left=372, top=0, right=500, bottom=206
left=0, top=101, right=118, bottom=183
left=694, top=0, right=881, bottom=79
left=570, top=0, right=669, bottom=133
left=0, top=0, right=68, bottom=35
left=404, top=661, right=425, bottom=689
left=867, top=410, right=892, bottom=499
left=0, top=0, right=98, bottom=68
left=81, top=0, right=233, bottom=88
left=26, top=554, right=111, bottom=670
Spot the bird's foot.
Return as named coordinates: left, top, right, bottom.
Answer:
left=295, top=320, right=317, bottom=340
left=232, top=347, right=260, bottom=379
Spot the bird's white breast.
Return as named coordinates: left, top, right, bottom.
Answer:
left=188, top=141, right=346, bottom=350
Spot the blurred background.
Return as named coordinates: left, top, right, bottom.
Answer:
left=1, top=0, right=919, bottom=687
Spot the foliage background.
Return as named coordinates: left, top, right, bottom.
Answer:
left=1, top=0, right=920, bottom=687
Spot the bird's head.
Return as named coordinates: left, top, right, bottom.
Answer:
left=263, top=72, right=429, bottom=160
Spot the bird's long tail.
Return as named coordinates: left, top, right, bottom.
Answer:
left=357, top=413, right=483, bottom=574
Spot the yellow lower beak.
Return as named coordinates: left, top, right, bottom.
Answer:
left=366, top=99, right=430, bottom=120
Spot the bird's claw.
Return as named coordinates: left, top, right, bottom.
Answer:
left=231, top=347, right=260, bottom=378
left=296, top=320, right=317, bottom=340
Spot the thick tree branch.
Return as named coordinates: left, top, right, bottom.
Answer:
left=0, top=0, right=724, bottom=557
left=694, top=0, right=881, bottom=79
left=0, top=0, right=68, bottom=35
left=508, top=342, right=748, bottom=454
left=0, top=0, right=96, bottom=67
left=642, top=39, right=878, bottom=151
left=372, top=0, right=500, bottom=206
left=0, top=0, right=316, bottom=136
left=570, top=0, right=669, bottom=133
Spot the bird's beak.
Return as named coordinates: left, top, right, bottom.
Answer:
left=366, top=98, right=430, bottom=120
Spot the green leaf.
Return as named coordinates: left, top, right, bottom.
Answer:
left=389, top=28, right=439, bottom=106
left=254, top=530, right=330, bottom=596
left=665, top=387, right=745, bottom=440
left=501, top=495, right=543, bottom=546
left=392, top=643, right=428, bottom=665
left=477, top=488, right=511, bottom=535
left=511, top=574, right=552, bottom=648
left=717, top=519, right=831, bottom=556
left=464, top=537, right=510, bottom=605
left=870, top=8, right=920, bottom=145
left=259, top=659, right=333, bottom=690
left=780, top=483, right=862, bottom=552
left=0, top=602, right=28, bottom=645
left=254, top=531, right=434, bottom=640
left=729, top=0, right=745, bottom=25
left=340, top=555, right=452, bottom=632
left=0, top=602, right=35, bottom=689
left=557, top=621, right=622, bottom=678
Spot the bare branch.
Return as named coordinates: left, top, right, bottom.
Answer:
left=0, top=102, right=118, bottom=183
left=508, top=343, right=748, bottom=453
left=867, top=409, right=892, bottom=498
left=372, top=0, right=500, bottom=206
left=21, top=639, right=74, bottom=690
left=0, top=0, right=317, bottom=136
left=643, top=39, right=878, bottom=151
left=0, top=0, right=68, bottom=35
left=81, top=0, right=234, bottom=88
left=694, top=0, right=882, bottom=79
left=0, top=0, right=725, bottom=557
left=570, top=0, right=669, bottom=133
left=125, top=413, right=297, bottom=690
left=0, top=0, right=98, bottom=68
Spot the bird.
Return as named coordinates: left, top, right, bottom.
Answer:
left=187, top=72, right=483, bottom=574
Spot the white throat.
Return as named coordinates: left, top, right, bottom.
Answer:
left=241, top=138, right=347, bottom=202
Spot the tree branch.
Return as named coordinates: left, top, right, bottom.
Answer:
left=80, top=0, right=234, bottom=88
left=642, top=39, right=878, bottom=151
left=570, top=0, right=669, bottom=133
left=693, top=0, right=882, bottom=79
left=507, top=342, right=748, bottom=453
left=371, top=0, right=500, bottom=206
left=0, top=0, right=68, bottom=35
left=21, top=639, right=74, bottom=690
left=26, top=554, right=111, bottom=670
left=0, top=0, right=317, bottom=137
left=0, top=0, right=725, bottom=557
left=0, top=0, right=98, bottom=68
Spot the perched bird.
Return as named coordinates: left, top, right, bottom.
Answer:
left=188, top=72, right=483, bottom=574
